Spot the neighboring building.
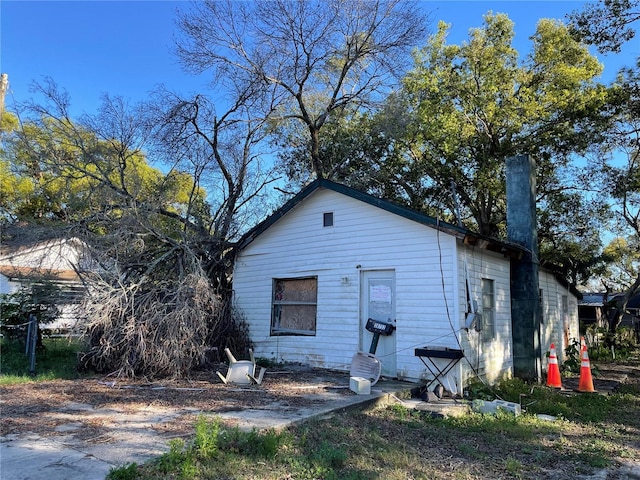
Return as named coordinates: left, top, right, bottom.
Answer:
left=538, top=271, right=581, bottom=359
left=0, top=237, right=91, bottom=332
left=578, top=292, right=640, bottom=331
left=232, top=174, right=581, bottom=393
left=578, top=293, right=608, bottom=330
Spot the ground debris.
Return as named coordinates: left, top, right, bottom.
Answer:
left=0, top=366, right=350, bottom=437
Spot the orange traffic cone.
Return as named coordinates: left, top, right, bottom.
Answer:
left=546, top=343, right=562, bottom=388
left=577, top=344, right=596, bottom=393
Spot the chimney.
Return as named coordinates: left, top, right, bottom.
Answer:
left=506, top=155, right=542, bottom=382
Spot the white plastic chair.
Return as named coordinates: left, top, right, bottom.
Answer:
left=350, top=351, right=382, bottom=386
left=216, top=348, right=266, bottom=385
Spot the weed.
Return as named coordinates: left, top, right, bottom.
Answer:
left=562, top=338, right=582, bottom=374
left=520, top=445, right=550, bottom=464
left=457, top=443, right=486, bottom=459
left=504, top=457, right=523, bottom=477
left=464, top=378, right=496, bottom=400
left=584, top=327, right=638, bottom=362
left=255, top=428, right=288, bottom=457
left=157, top=438, right=187, bottom=473
left=179, top=456, right=199, bottom=479
left=565, top=392, right=612, bottom=422
left=388, top=402, right=410, bottom=419
left=465, top=375, right=615, bottom=423
left=106, top=463, right=138, bottom=480
left=615, top=383, right=640, bottom=395
left=579, top=451, right=610, bottom=468
left=219, top=424, right=289, bottom=458
left=312, top=440, right=347, bottom=469
left=193, top=415, right=220, bottom=458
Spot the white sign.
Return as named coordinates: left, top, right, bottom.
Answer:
left=370, top=284, right=392, bottom=304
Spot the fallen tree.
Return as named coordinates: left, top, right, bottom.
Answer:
left=78, top=259, right=252, bottom=379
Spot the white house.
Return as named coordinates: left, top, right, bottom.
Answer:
left=0, top=237, right=91, bottom=332
left=539, top=270, right=581, bottom=361
left=232, top=174, right=581, bottom=393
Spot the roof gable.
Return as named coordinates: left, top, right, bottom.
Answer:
left=237, top=179, right=523, bottom=258
left=0, top=237, right=91, bottom=281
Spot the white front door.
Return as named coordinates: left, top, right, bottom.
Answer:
left=360, top=270, right=396, bottom=377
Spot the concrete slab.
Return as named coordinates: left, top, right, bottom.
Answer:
left=399, top=398, right=471, bottom=417
left=1, top=434, right=118, bottom=480
left=1, top=410, right=179, bottom=480
left=0, top=377, right=414, bottom=480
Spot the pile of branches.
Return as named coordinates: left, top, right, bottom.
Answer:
left=78, top=264, right=251, bottom=379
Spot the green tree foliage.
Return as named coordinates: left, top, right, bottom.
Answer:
left=569, top=0, right=639, bottom=53
left=400, top=14, right=608, bottom=236
left=570, top=0, right=640, bottom=326
left=0, top=283, right=61, bottom=345
left=0, top=110, right=32, bottom=220
left=601, top=237, right=640, bottom=289
left=290, top=13, right=611, bottom=283
left=3, top=104, right=204, bottom=230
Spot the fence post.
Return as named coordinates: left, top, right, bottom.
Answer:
left=25, top=317, right=32, bottom=355
left=28, top=314, right=37, bottom=376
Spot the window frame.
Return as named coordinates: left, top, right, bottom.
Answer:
left=323, top=212, right=334, bottom=227
left=481, top=278, right=496, bottom=342
left=271, top=276, right=318, bottom=336
left=561, top=295, right=568, bottom=321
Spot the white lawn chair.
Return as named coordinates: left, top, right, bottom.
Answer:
left=350, top=351, right=382, bottom=386
left=216, top=348, right=266, bottom=385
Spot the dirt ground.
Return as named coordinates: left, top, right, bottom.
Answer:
left=0, top=365, right=357, bottom=439
left=1, top=359, right=639, bottom=442
left=562, top=360, right=640, bottom=392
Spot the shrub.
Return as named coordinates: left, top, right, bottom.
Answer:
left=0, top=283, right=61, bottom=344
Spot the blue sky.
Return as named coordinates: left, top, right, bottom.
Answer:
left=1, top=1, right=637, bottom=117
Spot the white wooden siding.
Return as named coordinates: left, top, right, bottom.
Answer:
left=233, top=186, right=578, bottom=391
left=457, top=246, right=513, bottom=385
left=539, top=270, right=580, bottom=368
left=233, top=188, right=462, bottom=377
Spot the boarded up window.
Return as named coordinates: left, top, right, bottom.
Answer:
left=271, top=277, right=317, bottom=335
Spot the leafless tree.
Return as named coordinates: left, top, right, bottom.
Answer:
left=147, top=86, right=278, bottom=250
left=175, top=0, right=427, bottom=179
left=602, top=124, right=640, bottom=334
left=8, top=79, right=275, bottom=377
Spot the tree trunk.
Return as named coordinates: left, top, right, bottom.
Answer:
left=309, top=125, right=324, bottom=179
left=606, top=273, right=640, bottom=343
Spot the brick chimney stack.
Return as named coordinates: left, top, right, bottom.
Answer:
left=506, top=154, right=542, bottom=382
